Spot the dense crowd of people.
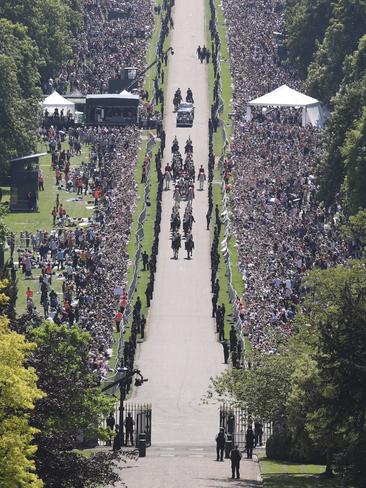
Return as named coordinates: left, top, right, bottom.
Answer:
left=12, top=126, right=141, bottom=379
left=49, top=0, right=154, bottom=95
left=10, top=0, right=170, bottom=378
left=219, top=0, right=348, bottom=353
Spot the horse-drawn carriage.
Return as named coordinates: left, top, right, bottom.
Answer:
left=176, top=102, right=194, bottom=127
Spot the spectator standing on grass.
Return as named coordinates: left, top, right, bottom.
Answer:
left=115, top=310, right=123, bottom=333
left=51, top=207, right=57, bottom=225
left=38, top=171, right=44, bottom=191
left=8, top=233, right=15, bottom=257
left=26, top=287, right=33, bottom=301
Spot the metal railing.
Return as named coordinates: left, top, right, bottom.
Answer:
left=208, top=0, right=248, bottom=367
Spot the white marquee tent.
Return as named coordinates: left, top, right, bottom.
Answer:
left=246, top=85, right=326, bottom=127
left=43, top=91, right=75, bottom=115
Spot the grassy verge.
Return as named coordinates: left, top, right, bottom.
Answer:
left=124, top=0, right=171, bottom=323
left=144, top=0, right=163, bottom=98
left=2, top=143, right=93, bottom=314
left=108, top=2, right=168, bottom=370
left=205, top=0, right=248, bottom=352
left=258, top=453, right=340, bottom=488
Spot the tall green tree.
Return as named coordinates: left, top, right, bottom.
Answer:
left=286, top=0, right=332, bottom=76
left=28, top=322, right=119, bottom=488
left=0, top=0, right=81, bottom=81
left=306, top=0, right=366, bottom=102
left=296, top=263, right=366, bottom=483
left=341, top=107, right=366, bottom=212
left=0, top=20, right=41, bottom=177
left=317, top=76, right=366, bottom=205
left=0, top=282, right=44, bottom=488
left=342, top=209, right=366, bottom=255
left=208, top=354, right=293, bottom=425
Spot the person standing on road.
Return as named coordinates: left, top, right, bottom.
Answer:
left=215, top=427, right=226, bottom=461
left=245, top=425, right=255, bottom=459
left=230, top=445, right=242, bottom=479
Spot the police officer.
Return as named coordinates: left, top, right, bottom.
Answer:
left=230, top=445, right=242, bottom=479
left=245, top=426, right=255, bottom=459
left=215, top=427, right=226, bottom=461
left=125, top=413, right=135, bottom=446
left=106, top=412, right=115, bottom=446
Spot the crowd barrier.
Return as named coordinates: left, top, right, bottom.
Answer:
left=114, top=0, right=173, bottom=370
left=114, top=135, right=156, bottom=371
left=208, top=0, right=248, bottom=368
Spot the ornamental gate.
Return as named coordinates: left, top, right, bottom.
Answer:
left=219, top=403, right=272, bottom=448
left=101, top=402, right=152, bottom=448
left=127, top=403, right=152, bottom=447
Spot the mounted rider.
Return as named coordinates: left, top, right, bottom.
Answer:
left=171, top=231, right=181, bottom=259
left=173, top=89, right=182, bottom=111
left=171, top=136, right=179, bottom=153
left=186, top=88, right=194, bottom=104
left=185, top=231, right=195, bottom=259
left=185, top=136, right=193, bottom=154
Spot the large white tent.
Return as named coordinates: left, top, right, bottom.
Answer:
left=43, top=91, right=75, bottom=115
left=246, top=85, right=326, bottom=127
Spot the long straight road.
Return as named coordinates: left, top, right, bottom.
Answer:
left=115, top=0, right=260, bottom=485
left=127, top=0, right=225, bottom=447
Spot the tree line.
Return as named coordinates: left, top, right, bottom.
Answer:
left=286, top=0, right=366, bottom=216
left=207, top=4, right=366, bottom=485
left=0, top=269, right=126, bottom=487
left=209, top=261, right=366, bottom=486
left=0, top=4, right=136, bottom=485
left=0, top=0, right=81, bottom=178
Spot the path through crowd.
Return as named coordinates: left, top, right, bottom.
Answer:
left=115, top=0, right=260, bottom=485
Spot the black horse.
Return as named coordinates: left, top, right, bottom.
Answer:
left=172, top=233, right=181, bottom=259
left=185, top=236, right=194, bottom=259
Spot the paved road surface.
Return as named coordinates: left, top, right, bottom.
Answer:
left=114, top=0, right=261, bottom=485
left=126, top=0, right=225, bottom=448
left=116, top=447, right=261, bottom=488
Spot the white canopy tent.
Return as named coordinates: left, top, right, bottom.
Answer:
left=43, top=91, right=75, bottom=115
left=246, top=85, right=326, bottom=127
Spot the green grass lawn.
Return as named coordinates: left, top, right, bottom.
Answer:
left=205, top=0, right=249, bottom=352
left=2, top=142, right=93, bottom=315
left=107, top=2, right=166, bottom=372
left=258, top=453, right=340, bottom=488
left=3, top=143, right=92, bottom=234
